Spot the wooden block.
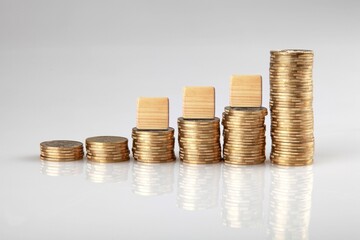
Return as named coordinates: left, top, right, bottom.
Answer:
left=137, top=97, right=169, bottom=130
left=183, top=86, right=215, bottom=119
left=230, top=75, right=262, bottom=107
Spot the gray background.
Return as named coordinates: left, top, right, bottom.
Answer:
left=1, top=0, right=359, bottom=239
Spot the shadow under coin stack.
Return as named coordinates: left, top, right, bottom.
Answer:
left=132, top=97, right=176, bottom=163
left=269, top=49, right=314, bottom=166
left=222, top=75, right=267, bottom=165
left=86, top=136, right=130, bottom=163
left=178, top=87, right=221, bottom=164
left=40, top=140, right=84, bottom=161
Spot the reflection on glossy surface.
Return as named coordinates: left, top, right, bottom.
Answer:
left=222, top=164, right=265, bottom=229
left=86, top=161, right=130, bottom=183
left=177, top=162, right=221, bottom=211
left=268, top=165, right=314, bottom=240
left=40, top=160, right=83, bottom=176
left=132, top=161, right=175, bottom=196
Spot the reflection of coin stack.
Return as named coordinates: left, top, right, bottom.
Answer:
left=268, top=165, right=313, bottom=240
left=222, top=164, right=264, bottom=228
left=86, top=136, right=130, bottom=163
left=40, top=160, right=83, bottom=176
left=86, top=161, right=130, bottom=183
left=132, top=161, right=175, bottom=196
left=269, top=50, right=314, bottom=166
left=40, top=140, right=84, bottom=161
left=132, top=98, right=176, bottom=163
left=178, top=87, right=221, bottom=164
left=177, top=163, right=220, bottom=210
left=222, top=75, right=267, bottom=165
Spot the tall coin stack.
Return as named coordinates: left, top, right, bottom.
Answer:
left=40, top=140, right=84, bottom=161
left=222, top=75, right=267, bottom=165
left=269, top=49, right=314, bottom=166
left=86, top=136, right=130, bottom=163
left=178, top=87, right=221, bottom=164
left=132, top=97, right=176, bottom=163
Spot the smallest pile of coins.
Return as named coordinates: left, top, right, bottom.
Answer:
left=132, top=128, right=176, bottom=163
left=222, top=107, right=267, bottom=165
left=86, top=136, right=130, bottom=163
left=40, top=140, right=84, bottom=161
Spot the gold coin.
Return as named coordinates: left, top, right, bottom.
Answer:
left=86, top=136, right=128, bottom=145
left=40, top=140, right=83, bottom=150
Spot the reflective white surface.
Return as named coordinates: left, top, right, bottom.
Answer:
left=2, top=155, right=360, bottom=239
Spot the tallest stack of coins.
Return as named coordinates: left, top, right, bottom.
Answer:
left=269, top=49, right=314, bottom=166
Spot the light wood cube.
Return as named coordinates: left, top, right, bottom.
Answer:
left=137, top=97, right=169, bottom=130
left=230, top=75, right=262, bottom=107
left=183, top=87, right=215, bottom=119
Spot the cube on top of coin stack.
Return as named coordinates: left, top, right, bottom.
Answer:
left=132, top=97, right=176, bottom=163
left=222, top=75, right=267, bottom=165
left=182, top=86, right=215, bottom=119
left=178, top=86, right=221, bottom=164
left=40, top=140, right=84, bottom=161
left=230, top=75, right=262, bottom=107
left=137, top=97, right=169, bottom=130
left=86, top=136, right=130, bottom=163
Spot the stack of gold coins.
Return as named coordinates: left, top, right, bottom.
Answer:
left=86, top=136, right=130, bottom=163
left=132, top=128, right=176, bottom=163
left=269, top=49, right=314, bottom=166
left=178, top=118, right=221, bottom=164
left=132, top=97, right=176, bottom=163
left=222, top=75, right=267, bottom=165
left=178, top=87, right=221, bottom=164
left=222, top=107, right=267, bottom=165
left=40, top=140, right=84, bottom=161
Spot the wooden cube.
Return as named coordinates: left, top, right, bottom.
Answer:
left=137, top=97, right=169, bottom=130
left=183, top=87, right=215, bottom=119
left=230, top=75, right=262, bottom=107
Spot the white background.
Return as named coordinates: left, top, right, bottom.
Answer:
left=1, top=0, right=359, bottom=239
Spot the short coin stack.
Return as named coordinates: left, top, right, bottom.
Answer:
left=178, top=118, right=221, bottom=164
left=269, top=49, right=314, bottom=166
left=132, top=97, right=176, bottom=163
left=222, top=107, right=267, bottom=165
left=86, top=136, right=130, bottom=163
left=132, top=128, right=176, bottom=163
left=178, top=87, right=222, bottom=164
left=222, top=75, right=267, bottom=165
left=40, top=140, right=84, bottom=161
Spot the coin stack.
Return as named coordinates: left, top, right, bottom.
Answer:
left=132, top=128, right=176, bottom=163
left=178, top=87, right=221, bottom=164
left=40, top=140, right=84, bottom=161
left=132, top=97, right=176, bottom=163
left=269, top=49, right=314, bottom=166
left=86, top=136, right=130, bottom=163
left=222, top=75, right=267, bottom=165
